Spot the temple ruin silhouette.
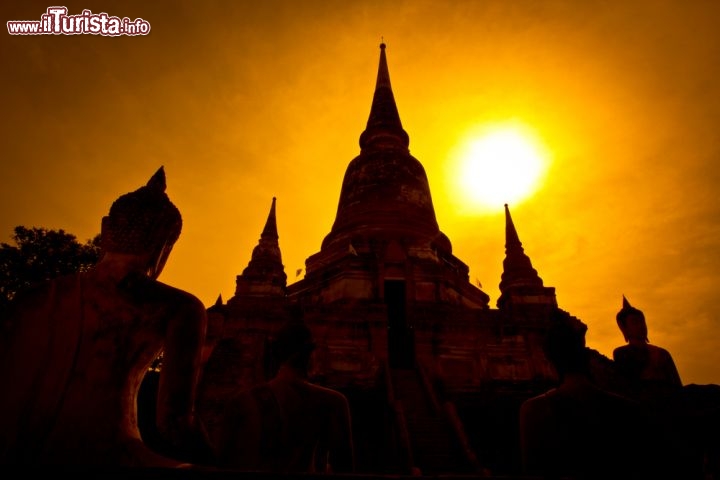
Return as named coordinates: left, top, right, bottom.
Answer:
left=193, top=43, right=589, bottom=476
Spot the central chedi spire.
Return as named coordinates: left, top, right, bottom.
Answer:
left=319, top=42, right=444, bottom=255
left=359, top=42, right=410, bottom=150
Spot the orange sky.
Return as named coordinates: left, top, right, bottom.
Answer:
left=2, top=0, right=719, bottom=385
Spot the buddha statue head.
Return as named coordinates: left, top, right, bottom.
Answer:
left=616, top=295, right=648, bottom=344
left=100, top=166, right=182, bottom=279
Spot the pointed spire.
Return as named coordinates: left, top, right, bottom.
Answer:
left=505, top=203, right=522, bottom=252
left=207, top=293, right=224, bottom=313
left=359, top=42, right=410, bottom=150
left=622, top=295, right=631, bottom=309
left=618, top=295, right=643, bottom=317
left=252, top=197, right=281, bottom=259
left=499, top=204, right=543, bottom=292
left=261, top=196, right=278, bottom=239
left=374, top=42, right=393, bottom=92
left=233, top=197, right=287, bottom=298
left=147, top=166, right=167, bottom=192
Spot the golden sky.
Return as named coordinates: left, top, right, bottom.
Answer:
left=2, top=0, right=719, bottom=385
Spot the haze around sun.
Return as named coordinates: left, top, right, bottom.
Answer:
left=445, top=122, right=551, bottom=214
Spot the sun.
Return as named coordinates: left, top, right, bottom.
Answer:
left=446, top=123, right=551, bottom=213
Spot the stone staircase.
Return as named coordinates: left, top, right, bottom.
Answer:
left=390, top=368, right=473, bottom=475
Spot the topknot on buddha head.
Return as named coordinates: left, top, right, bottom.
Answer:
left=616, top=295, right=645, bottom=328
left=101, top=167, right=182, bottom=255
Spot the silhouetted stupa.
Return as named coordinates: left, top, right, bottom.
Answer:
left=198, top=43, right=587, bottom=476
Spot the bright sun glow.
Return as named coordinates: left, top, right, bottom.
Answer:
left=447, top=123, right=551, bottom=213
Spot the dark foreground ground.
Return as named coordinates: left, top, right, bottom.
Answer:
left=6, top=467, right=545, bottom=480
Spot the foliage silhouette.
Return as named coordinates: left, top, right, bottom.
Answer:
left=0, top=226, right=101, bottom=316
